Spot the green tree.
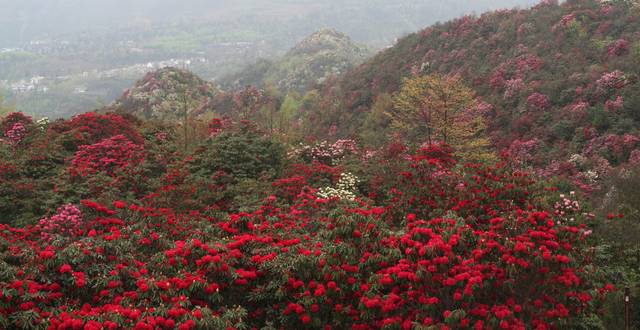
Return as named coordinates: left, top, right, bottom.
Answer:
left=177, top=86, right=209, bottom=153
left=388, top=74, right=494, bottom=161
left=256, top=83, right=282, bottom=135
left=277, top=92, right=303, bottom=142
left=190, top=123, right=284, bottom=180
left=299, top=90, right=323, bottom=138
left=360, top=93, right=393, bottom=147
left=388, top=74, right=476, bottom=145
left=451, top=110, right=496, bottom=163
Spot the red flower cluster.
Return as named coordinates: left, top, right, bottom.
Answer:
left=50, top=112, right=143, bottom=149
left=1, top=112, right=32, bottom=145
left=526, top=92, right=551, bottom=111
left=0, top=141, right=609, bottom=329
left=69, top=135, right=145, bottom=177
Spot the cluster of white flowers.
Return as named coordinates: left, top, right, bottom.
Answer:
left=36, top=117, right=49, bottom=130
left=568, top=154, right=587, bottom=167
left=286, top=143, right=306, bottom=159
left=287, top=139, right=358, bottom=165
left=554, top=191, right=581, bottom=225
left=317, top=172, right=359, bottom=201
left=311, top=141, right=337, bottom=158
left=582, top=170, right=599, bottom=183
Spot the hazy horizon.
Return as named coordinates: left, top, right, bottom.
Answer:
left=0, top=0, right=541, bottom=118
left=1, top=0, right=539, bottom=47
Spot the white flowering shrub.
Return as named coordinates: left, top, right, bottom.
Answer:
left=317, top=172, right=359, bottom=201
left=288, top=139, right=358, bottom=165
left=568, top=154, right=587, bottom=168
left=581, top=170, right=599, bottom=183
left=36, top=117, right=49, bottom=130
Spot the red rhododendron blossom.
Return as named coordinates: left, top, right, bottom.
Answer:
left=59, top=264, right=73, bottom=274
left=5, top=122, right=27, bottom=144
left=51, top=112, right=143, bottom=147
left=0, top=3, right=632, bottom=326
left=69, top=135, right=145, bottom=177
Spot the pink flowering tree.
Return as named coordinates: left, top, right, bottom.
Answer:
left=38, top=204, right=84, bottom=242
left=596, top=70, right=627, bottom=96
left=505, top=138, right=541, bottom=167
left=607, top=39, right=630, bottom=57
left=60, top=135, right=147, bottom=200
left=604, top=96, right=624, bottom=112
left=527, top=92, right=551, bottom=111
left=1, top=112, right=33, bottom=146
left=5, top=122, right=27, bottom=145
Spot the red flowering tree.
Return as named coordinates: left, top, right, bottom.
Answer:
left=234, top=86, right=264, bottom=119
left=50, top=112, right=143, bottom=151
left=526, top=92, right=550, bottom=111
left=69, top=135, right=145, bottom=178
left=56, top=135, right=147, bottom=201
left=1, top=112, right=34, bottom=146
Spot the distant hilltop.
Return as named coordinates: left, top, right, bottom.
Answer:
left=221, top=29, right=372, bottom=93
left=109, top=67, right=218, bottom=121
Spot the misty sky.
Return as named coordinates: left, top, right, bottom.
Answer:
left=0, top=0, right=540, bottom=46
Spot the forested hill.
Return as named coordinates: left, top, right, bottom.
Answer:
left=109, top=67, right=219, bottom=121
left=221, top=29, right=372, bottom=93
left=2, top=1, right=640, bottom=329
left=308, top=0, right=640, bottom=184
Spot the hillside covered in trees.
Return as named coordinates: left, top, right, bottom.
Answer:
left=109, top=68, right=219, bottom=121
left=0, top=0, right=639, bottom=329
left=0, top=109, right=628, bottom=329
left=222, top=29, right=372, bottom=93
left=300, top=0, right=640, bottom=190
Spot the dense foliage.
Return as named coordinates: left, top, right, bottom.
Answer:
left=0, top=110, right=627, bottom=329
left=1, top=0, right=639, bottom=329
left=110, top=68, right=219, bottom=121
left=301, top=0, right=640, bottom=191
